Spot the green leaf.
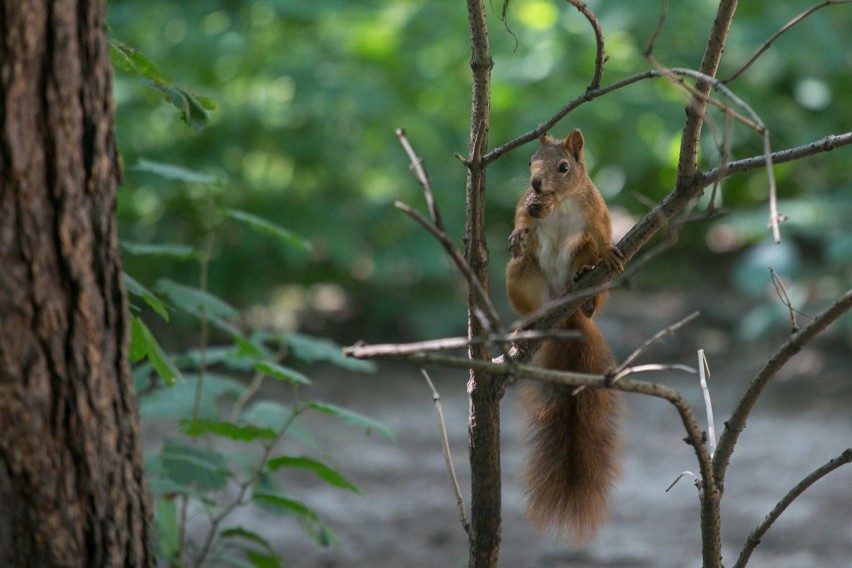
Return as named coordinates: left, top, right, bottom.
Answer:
left=156, top=279, right=239, bottom=319
left=240, top=401, right=320, bottom=452
left=251, top=481, right=336, bottom=547
left=155, top=497, right=180, bottom=560
left=253, top=361, right=311, bottom=386
left=109, top=38, right=172, bottom=84
left=221, top=527, right=276, bottom=552
left=160, top=437, right=232, bottom=492
left=180, top=419, right=277, bottom=442
left=221, top=527, right=281, bottom=567
left=246, top=550, right=281, bottom=568
left=252, top=492, right=313, bottom=518
left=129, top=317, right=148, bottom=364
left=121, top=241, right=198, bottom=260
left=124, top=273, right=169, bottom=321
left=109, top=39, right=216, bottom=130
left=140, top=374, right=246, bottom=420
left=130, top=316, right=180, bottom=386
left=267, top=456, right=361, bottom=494
left=285, top=333, right=376, bottom=373
left=225, top=209, right=310, bottom=250
left=163, top=85, right=211, bottom=131
left=305, top=401, right=393, bottom=440
left=134, top=158, right=220, bottom=185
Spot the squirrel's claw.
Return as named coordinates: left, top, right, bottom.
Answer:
left=508, top=227, right=529, bottom=258
left=604, top=247, right=625, bottom=274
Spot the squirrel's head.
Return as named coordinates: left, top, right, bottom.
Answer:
left=526, top=129, right=587, bottom=219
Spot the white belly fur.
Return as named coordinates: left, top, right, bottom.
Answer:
left=533, top=196, right=587, bottom=299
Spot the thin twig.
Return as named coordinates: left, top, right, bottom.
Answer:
left=192, top=405, right=302, bottom=568
left=394, top=201, right=503, bottom=336
left=396, top=128, right=445, bottom=231
left=702, top=132, right=852, bottom=184
left=509, top=282, right=613, bottom=331
left=770, top=269, right=800, bottom=333
left=665, top=470, right=698, bottom=493
left=732, top=448, right=852, bottom=568
left=566, top=0, right=606, bottom=90
left=422, top=370, right=470, bottom=535
left=612, top=311, right=701, bottom=379
left=483, top=70, right=660, bottom=164
left=707, top=111, right=733, bottom=209
left=697, top=350, right=716, bottom=459
left=603, top=363, right=696, bottom=388
left=345, top=329, right=582, bottom=360
left=763, top=130, right=785, bottom=242
left=229, top=370, right=265, bottom=423
left=644, top=0, right=669, bottom=58
left=723, top=0, right=852, bottom=84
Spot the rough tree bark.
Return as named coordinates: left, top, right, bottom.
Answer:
left=0, top=1, right=154, bottom=566
left=463, top=1, right=503, bottom=567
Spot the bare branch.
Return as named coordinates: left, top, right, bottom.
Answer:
left=732, top=448, right=852, bottom=568
left=606, top=363, right=696, bottom=386
left=394, top=201, right=503, bottom=336
left=509, top=282, right=613, bottom=332
left=345, top=329, right=582, bottom=361
left=770, top=269, right=800, bottom=333
left=483, top=70, right=660, bottom=164
left=396, top=128, right=444, bottom=231
left=675, top=0, right=737, bottom=189
left=644, top=0, right=669, bottom=58
left=666, top=470, right=699, bottom=493
left=702, top=132, right=852, bottom=184
left=347, top=344, right=715, bottom=499
left=422, top=370, right=470, bottom=535
left=566, top=0, right=607, bottom=90
left=724, top=0, right=852, bottom=84
left=713, top=290, right=852, bottom=481
left=611, top=311, right=700, bottom=380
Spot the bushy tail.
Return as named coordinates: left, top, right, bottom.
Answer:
left=521, top=311, right=622, bottom=540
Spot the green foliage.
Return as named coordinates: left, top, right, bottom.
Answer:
left=121, top=150, right=388, bottom=565
left=109, top=1, right=851, bottom=342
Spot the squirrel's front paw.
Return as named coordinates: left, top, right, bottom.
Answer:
left=604, top=247, right=625, bottom=274
left=508, top=228, right=529, bottom=258
left=573, top=263, right=594, bottom=282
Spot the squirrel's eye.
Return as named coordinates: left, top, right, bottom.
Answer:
left=558, top=161, right=570, bottom=173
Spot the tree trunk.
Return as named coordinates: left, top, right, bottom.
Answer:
left=0, top=1, right=154, bottom=566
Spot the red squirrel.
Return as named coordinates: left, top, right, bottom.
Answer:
left=506, top=129, right=624, bottom=540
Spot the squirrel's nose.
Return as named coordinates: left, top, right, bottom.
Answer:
left=531, top=176, right=542, bottom=192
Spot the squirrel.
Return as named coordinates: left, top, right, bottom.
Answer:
left=505, top=128, right=624, bottom=540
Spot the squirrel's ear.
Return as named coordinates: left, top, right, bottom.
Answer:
left=565, top=129, right=585, bottom=163
left=538, top=133, right=549, bottom=145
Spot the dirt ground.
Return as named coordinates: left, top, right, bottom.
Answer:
left=175, top=291, right=852, bottom=567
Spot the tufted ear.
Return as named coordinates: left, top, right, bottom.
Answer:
left=565, top=128, right=585, bottom=164
left=538, top=133, right=549, bottom=145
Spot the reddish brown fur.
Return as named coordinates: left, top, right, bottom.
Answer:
left=521, top=312, right=622, bottom=540
left=506, top=129, right=623, bottom=540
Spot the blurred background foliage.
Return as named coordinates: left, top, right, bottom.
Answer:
left=109, top=0, right=851, bottom=345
